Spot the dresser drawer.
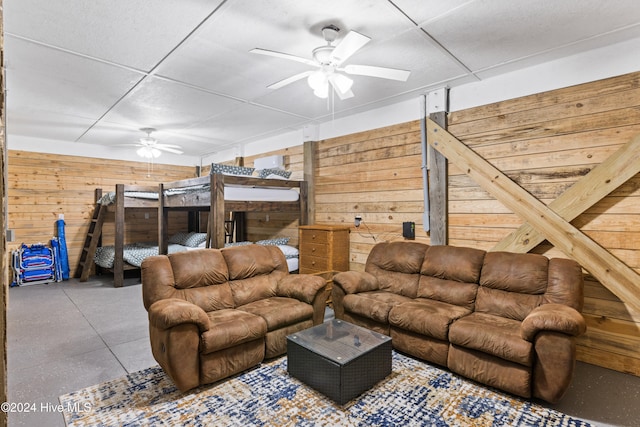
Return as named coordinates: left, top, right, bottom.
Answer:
left=300, top=255, right=329, bottom=272
left=300, top=242, right=328, bottom=258
left=300, top=229, right=329, bottom=244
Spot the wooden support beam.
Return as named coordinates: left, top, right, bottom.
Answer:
left=493, top=134, right=640, bottom=253
left=426, top=119, right=640, bottom=313
left=303, top=140, right=316, bottom=225
left=428, top=111, right=448, bottom=244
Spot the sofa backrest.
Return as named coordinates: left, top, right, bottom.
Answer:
left=142, top=249, right=235, bottom=312
left=417, top=245, right=486, bottom=310
left=142, top=244, right=291, bottom=312
left=476, top=251, right=584, bottom=320
left=365, top=241, right=428, bottom=297
left=221, top=244, right=289, bottom=307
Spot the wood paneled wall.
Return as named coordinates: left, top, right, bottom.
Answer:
left=7, top=151, right=194, bottom=278
left=447, top=71, right=640, bottom=375
left=243, top=145, right=305, bottom=246
left=315, top=121, right=428, bottom=268
left=312, top=71, right=640, bottom=376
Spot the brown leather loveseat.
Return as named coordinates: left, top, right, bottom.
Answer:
left=332, top=242, right=586, bottom=403
left=141, top=244, right=328, bottom=392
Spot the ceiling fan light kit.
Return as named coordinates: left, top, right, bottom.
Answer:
left=251, top=24, right=410, bottom=100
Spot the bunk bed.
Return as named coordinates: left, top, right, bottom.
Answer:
left=78, top=184, right=165, bottom=287
left=158, top=172, right=309, bottom=253
left=81, top=173, right=308, bottom=287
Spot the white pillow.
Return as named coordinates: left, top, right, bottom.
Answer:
left=277, top=244, right=299, bottom=259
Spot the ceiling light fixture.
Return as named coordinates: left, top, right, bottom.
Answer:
left=136, top=146, right=162, bottom=159
left=307, top=68, right=353, bottom=99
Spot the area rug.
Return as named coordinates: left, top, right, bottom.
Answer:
left=59, top=351, right=591, bottom=426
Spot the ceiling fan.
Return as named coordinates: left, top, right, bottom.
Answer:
left=251, top=24, right=411, bottom=100
left=129, top=128, right=183, bottom=159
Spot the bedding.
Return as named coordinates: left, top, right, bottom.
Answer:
left=94, top=243, right=189, bottom=269
left=98, top=181, right=299, bottom=205
left=94, top=232, right=209, bottom=269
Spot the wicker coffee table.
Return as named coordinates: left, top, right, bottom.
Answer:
left=286, top=319, right=392, bottom=405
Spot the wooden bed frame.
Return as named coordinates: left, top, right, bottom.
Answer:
left=93, top=184, right=160, bottom=287
left=89, top=174, right=307, bottom=287
left=158, top=173, right=309, bottom=254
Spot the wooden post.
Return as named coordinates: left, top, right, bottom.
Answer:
left=114, top=184, right=125, bottom=288
left=158, top=183, right=168, bottom=254
left=428, top=111, right=448, bottom=245
left=211, top=173, right=226, bottom=248
left=303, top=140, right=316, bottom=225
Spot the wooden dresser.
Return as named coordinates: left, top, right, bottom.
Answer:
left=298, top=224, right=350, bottom=274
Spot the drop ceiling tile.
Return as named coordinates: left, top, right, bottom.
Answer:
left=389, top=0, right=477, bottom=26
left=5, top=37, right=144, bottom=123
left=183, top=104, right=308, bottom=143
left=80, top=122, right=227, bottom=157
left=6, top=111, right=98, bottom=143
left=424, top=0, right=640, bottom=72
left=4, top=0, right=225, bottom=70
left=99, top=76, right=245, bottom=130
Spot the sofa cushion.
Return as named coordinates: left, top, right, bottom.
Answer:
left=544, top=258, right=584, bottom=310
left=222, top=244, right=282, bottom=280
left=223, top=245, right=290, bottom=306
left=476, top=252, right=548, bottom=320
left=169, top=249, right=229, bottom=289
left=238, top=297, right=314, bottom=331
left=417, top=277, right=478, bottom=311
left=343, top=291, right=414, bottom=324
left=389, top=298, right=471, bottom=340
left=420, top=245, right=485, bottom=283
left=200, top=309, right=267, bottom=355
left=365, top=241, right=428, bottom=297
left=449, top=312, right=533, bottom=367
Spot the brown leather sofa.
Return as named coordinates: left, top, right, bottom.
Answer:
left=332, top=242, right=586, bottom=403
left=141, top=244, right=328, bottom=392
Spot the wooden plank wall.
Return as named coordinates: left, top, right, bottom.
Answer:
left=243, top=145, right=305, bottom=246
left=312, top=71, right=640, bottom=375
left=446, top=71, right=640, bottom=375
left=7, top=151, right=195, bottom=278
left=314, top=121, right=428, bottom=268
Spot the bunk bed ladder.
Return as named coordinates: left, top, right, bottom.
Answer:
left=77, top=202, right=107, bottom=281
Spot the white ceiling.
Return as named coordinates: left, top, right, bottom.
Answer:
left=5, top=0, right=640, bottom=158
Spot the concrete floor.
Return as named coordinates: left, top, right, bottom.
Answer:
left=7, top=276, right=640, bottom=427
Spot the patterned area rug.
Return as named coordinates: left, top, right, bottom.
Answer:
left=59, top=352, right=591, bottom=426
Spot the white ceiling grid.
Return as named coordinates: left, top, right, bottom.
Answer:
left=4, top=0, right=640, bottom=158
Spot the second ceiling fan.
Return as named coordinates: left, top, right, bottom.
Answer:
left=251, top=25, right=411, bottom=100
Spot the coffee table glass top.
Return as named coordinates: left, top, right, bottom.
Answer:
left=288, top=319, right=391, bottom=365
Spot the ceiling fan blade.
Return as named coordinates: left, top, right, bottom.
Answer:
left=342, top=64, right=410, bottom=81
left=328, top=75, right=354, bottom=100
left=330, top=30, right=370, bottom=65
left=156, top=146, right=183, bottom=154
left=156, top=143, right=182, bottom=149
left=250, top=48, right=318, bottom=67
left=267, top=71, right=314, bottom=90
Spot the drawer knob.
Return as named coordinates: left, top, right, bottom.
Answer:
left=311, top=248, right=316, bottom=252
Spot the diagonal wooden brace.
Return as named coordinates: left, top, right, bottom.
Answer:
left=426, top=119, right=640, bottom=313
left=493, top=134, right=640, bottom=253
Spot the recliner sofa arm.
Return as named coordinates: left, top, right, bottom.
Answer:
left=333, top=271, right=379, bottom=294
left=148, top=298, right=210, bottom=333
left=521, top=304, right=586, bottom=341
left=276, top=274, right=327, bottom=304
